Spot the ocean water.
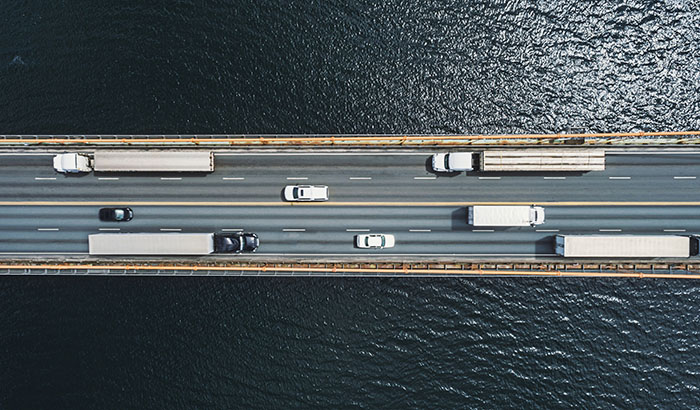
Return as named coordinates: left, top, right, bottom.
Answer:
left=1, top=0, right=700, bottom=408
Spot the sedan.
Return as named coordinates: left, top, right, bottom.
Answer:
left=355, top=234, right=395, bottom=249
left=283, top=185, right=329, bottom=201
left=99, top=207, right=134, bottom=222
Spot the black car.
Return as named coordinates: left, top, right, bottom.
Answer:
left=99, top=207, right=134, bottom=222
left=214, top=232, right=259, bottom=253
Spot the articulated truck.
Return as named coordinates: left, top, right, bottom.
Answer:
left=554, top=235, right=699, bottom=258
left=468, top=205, right=545, bottom=227
left=88, top=233, right=259, bottom=255
left=54, top=151, right=215, bottom=173
left=432, top=149, right=605, bottom=172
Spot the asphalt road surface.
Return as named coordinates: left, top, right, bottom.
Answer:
left=1, top=149, right=700, bottom=259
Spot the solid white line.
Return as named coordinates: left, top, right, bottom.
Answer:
left=283, top=228, right=306, bottom=232
left=221, top=228, right=244, bottom=232
left=34, top=177, right=56, bottom=180
left=160, top=177, right=182, bottom=181
left=664, top=229, right=687, bottom=232
left=609, top=177, right=631, bottom=180
left=37, top=228, right=59, bottom=231
left=246, top=253, right=559, bottom=257
left=478, top=177, right=501, bottom=180
left=536, top=229, right=560, bottom=232
left=472, top=229, right=494, bottom=232
left=599, top=229, right=622, bottom=232
left=413, top=176, right=436, bottom=180
left=98, top=177, right=119, bottom=181
left=0, top=252, right=556, bottom=257
left=222, top=177, right=245, bottom=180
left=346, top=229, right=370, bottom=232
left=98, top=228, right=120, bottom=231
left=543, top=177, right=566, bottom=180
left=286, top=177, right=308, bottom=180
left=0, top=252, right=89, bottom=255
left=160, top=228, right=182, bottom=232
left=214, top=152, right=431, bottom=156
left=349, top=177, right=372, bottom=180
left=409, top=229, right=431, bottom=232
left=673, top=176, right=696, bottom=180
left=610, top=151, right=700, bottom=155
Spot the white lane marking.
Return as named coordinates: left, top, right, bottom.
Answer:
left=478, top=177, right=501, bottom=180
left=349, top=177, right=372, bottom=180
left=0, top=252, right=557, bottom=257
left=413, top=176, right=436, bottom=180
left=0, top=252, right=89, bottom=255
left=222, top=177, right=245, bottom=180
left=674, top=176, right=697, bottom=180
left=98, top=228, right=120, bottom=231
left=160, top=177, right=182, bottom=181
left=222, top=228, right=244, bottom=232
left=409, top=229, right=431, bottom=232
left=599, top=229, right=622, bottom=232
left=214, top=152, right=431, bottom=156
left=34, top=177, right=56, bottom=180
left=0, top=153, right=56, bottom=156
left=37, top=228, right=59, bottom=231
left=286, top=177, right=308, bottom=180
left=536, top=229, right=560, bottom=232
left=543, top=177, right=566, bottom=180
left=346, top=229, right=370, bottom=232
left=609, top=151, right=700, bottom=155
left=160, top=228, right=182, bottom=232
left=472, top=229, right=494, bottom=232
left=609, top=177, right=631, bottom=180
left=283, top=228, right=306, bottom=232
left=664, top=229, right=687, bottom=232
left=98, top=177, right=119, bottom=181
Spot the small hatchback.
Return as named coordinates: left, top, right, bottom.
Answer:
left=355, top=234, right=395, bottom=249
left=99, top=207, right=134, bottom=222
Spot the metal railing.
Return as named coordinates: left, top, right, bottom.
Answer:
left=0, top=131, right=699, bottom=147
left=1, top=261, right=699, bottom=279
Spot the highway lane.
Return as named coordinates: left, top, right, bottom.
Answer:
left=1, top=205, right=700, bottom=257
left=3, top=150, right=700, bottom=202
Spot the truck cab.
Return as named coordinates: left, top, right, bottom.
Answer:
left=431, top=152, right=474, bottom=172
left=53, top=153, right=92, bottom=173
left=214, top=233, right=259, bottom=253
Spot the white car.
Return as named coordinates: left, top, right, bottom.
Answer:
left=355, top=234, right=395, bottom=249
left=431, top=152, right=474, bottom=172
left=283, top=185, right=329, bottom=201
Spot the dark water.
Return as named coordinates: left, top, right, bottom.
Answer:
left=2, top=0, right=700, bottom=407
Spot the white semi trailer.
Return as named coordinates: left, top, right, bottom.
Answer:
left=468, top=205, right=545, bottom=227
left=88, top=233, right=259, bottom=255
left=54, top=151, right=215, bottom=173
left=432, top=149, right=605, bottom=172
left=554, top=235, right=699, bottom=258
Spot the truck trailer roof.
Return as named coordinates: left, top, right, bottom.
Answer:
left=89, top=233, right=215, bottom=255
left=555, top=235, right=691, bottom=258
left=93, top=151, right=214, bottom=172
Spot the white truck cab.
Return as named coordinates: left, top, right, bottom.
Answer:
left=53, top=153, right=92, bottom=173
left=432, top=152, right=474, bottom=172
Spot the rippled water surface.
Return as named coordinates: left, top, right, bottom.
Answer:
left=1, top=0, right=700, bottom=408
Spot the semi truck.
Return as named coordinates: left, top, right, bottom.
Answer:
left=468, top=205, right=545, bottom=227
left=54, top=151, right=215, bottom=173
left=432, top=149, right=605, bottom=172
left=88, top=232, right=259, bottom=255
left=554, top=235, right=699, bottom=258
